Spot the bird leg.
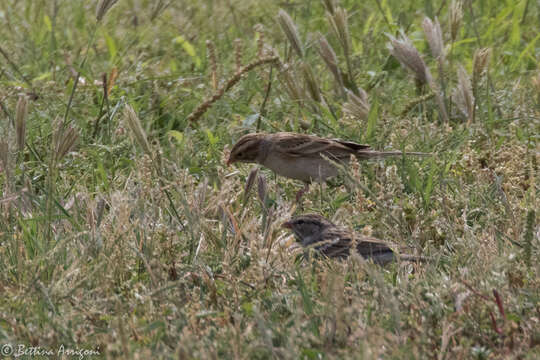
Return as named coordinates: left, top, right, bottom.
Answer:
left=295, top=182, right=310, bottom=202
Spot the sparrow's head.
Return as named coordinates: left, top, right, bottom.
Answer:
left=227, top=133, right=264, bottom=166
left=282, top=214, right=335, bottom=246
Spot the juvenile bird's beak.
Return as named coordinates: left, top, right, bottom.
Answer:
left=226, top=156, right=232, bottom=166
left=281, top=221, right=293, bottom=229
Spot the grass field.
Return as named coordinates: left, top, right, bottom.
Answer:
left=0, top=0, right=539, bottom=358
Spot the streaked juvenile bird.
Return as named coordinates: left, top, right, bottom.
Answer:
left=282, top=213, right=426, bottom=265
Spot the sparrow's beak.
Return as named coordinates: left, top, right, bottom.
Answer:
left=281, top=221, right=293, bottom=229
left=226, top=156, right=232, bottom=167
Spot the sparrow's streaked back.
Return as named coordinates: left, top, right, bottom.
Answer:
left=282, top=213, right=425, bottom=265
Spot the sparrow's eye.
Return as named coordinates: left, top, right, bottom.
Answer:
left=297, top=220, right=305, bottom=225
left=237, top=152, right=243, bottom=157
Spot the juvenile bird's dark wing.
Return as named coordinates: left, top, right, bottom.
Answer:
left=355, top=236, right=396, bottom=265
left=308, top=227, right=352, bottom=259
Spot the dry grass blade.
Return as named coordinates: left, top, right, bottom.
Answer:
left=96, top=0, right=118, bottom=21
left=423, top=17, right=444, bottom=60
left=388, top=33, right=430, bottom=85
left=342, top=89, right=370, bottom=120
left=453, top=64, right=474, bottom=123
left=0, top=141, right=8, bottom=175
left=124, top=105, right=151, bottom=155
left=277, top=9, right=304, bottom=58
left=15, top=95, right=28, bottom=153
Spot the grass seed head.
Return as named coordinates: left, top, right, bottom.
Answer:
left=277, top=9, right=304, bottom=58
left=342, top=89, right=370, bottom=121
left=453, top=65, right=474, bottom=122
left=318, top=34, right=344, bottom=93
left=124, top=105, right=151, bottom=155
left=422, top=17, right=444, bottom=60
left=450, top=0, right=463, bottom=41
left=388, top=33, right=430, bottom=85
left=301, top=62, right=321, bottom=102
left=472, top=47, right=491, bottom=84
left=96, top=0, right=118, bottom=21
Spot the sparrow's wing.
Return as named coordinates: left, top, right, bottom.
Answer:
left=273, top=133, right=370, bottom=160
left=354, top=236, right=397, bottom=265
left=312, top=228, right=353, bottom=259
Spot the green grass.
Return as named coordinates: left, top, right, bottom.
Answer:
left=0, top=0, right=539, bottom=358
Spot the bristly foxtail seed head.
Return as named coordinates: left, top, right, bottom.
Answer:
left=257, top=173, right=267, bottom=205
left=422, top=17, right=444, bottom=60
left=15, top=95, right=28, bottom=153
left=322, top=0, right=335, bottom=15
left=277, top=9, right=304, bottom=58
left=453, top=64, right=474, bottom=122
left=53, top=118, right=79, bottom=162
left=388, top=33, right=430, bottom=86
left=343, top=89, right=370, bottom=121
left=124, top=105, right=151, bottom=155
left=301, top=62, right=321, bottom=103
left=280, top=66, right=304, bottom=103
left=473, top=47, right=491, bottom=82
left=206, top=40, right=218, bottom=90
left=234, top=38, right=243, bottom=72
left=318, top=34, right=344, bottom=92
left=333, top=7, right=351, bottom=56
left=96, top=0, right=119, bottom=21
left=244, top=166, right=259, bottom=201
left=254, top=24, right=265, bottom=59
left=450, top=0, right=463, bottom=41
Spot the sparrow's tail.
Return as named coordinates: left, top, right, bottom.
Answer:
left=356, top=150, right=431, bottom=160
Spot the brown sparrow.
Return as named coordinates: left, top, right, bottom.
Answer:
left=282, top=213, right=425, bottom=265
left=227, top=132, right=429, bottom=199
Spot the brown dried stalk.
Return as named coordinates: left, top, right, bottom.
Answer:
left=187, top=56, right=279, bottom=122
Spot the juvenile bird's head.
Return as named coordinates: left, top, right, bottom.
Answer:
left=282, top=214, right=335, bottom=246
left=227, top=133, right=265, bottom=166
